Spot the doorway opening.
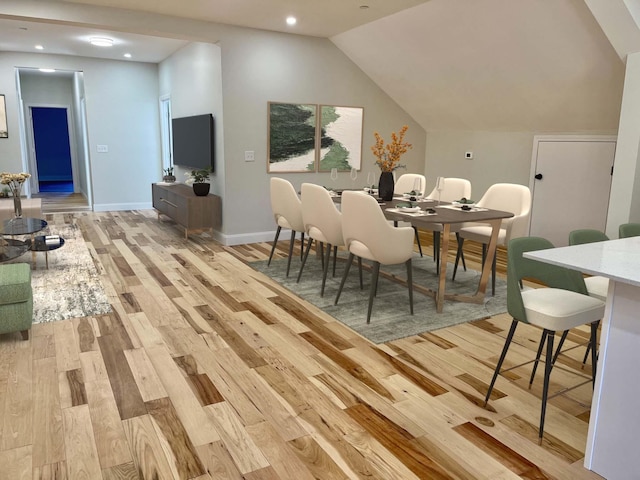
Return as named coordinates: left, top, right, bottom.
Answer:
left=31, top=106, right=74, bottom=193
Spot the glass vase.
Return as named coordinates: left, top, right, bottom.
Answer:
left=13, top=194, right=22, bottom=218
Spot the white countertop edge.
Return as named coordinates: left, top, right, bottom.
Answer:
left=523, top=237, right=640, bottom=288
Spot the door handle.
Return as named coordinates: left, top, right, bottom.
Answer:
left=535, top=173, right=543, bottom=180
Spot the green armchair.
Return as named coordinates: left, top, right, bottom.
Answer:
left=0, top=263, right=33, bottom=340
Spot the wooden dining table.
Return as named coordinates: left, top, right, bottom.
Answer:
left=333, top=192, right=514, bottom=312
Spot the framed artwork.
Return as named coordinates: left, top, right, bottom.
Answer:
left=318, top=105, right=364, bottom=172
left=0, top=95, right=7, bottom=138
left=267, top=102, right=318, bottom=173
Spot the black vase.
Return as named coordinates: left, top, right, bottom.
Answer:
left=378, top=172, right=394, bottom=201
left=192, top=183, right=210, bottom=196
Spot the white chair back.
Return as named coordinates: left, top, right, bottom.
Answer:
left=395, top=174, right=427, bottom=196
left=476, top=183, right=531, bottom=241
left=426, top=178, right=471, bottom=203
left=300, top=183, right=343, bottom=246
left=270, top=177, right=304, bottom=232
left=341, top=191, right=414, bottom=265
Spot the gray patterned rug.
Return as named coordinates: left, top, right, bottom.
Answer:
left=6, top=218, right=111, bottom=323
left=252, top=253, right=508, bottom=344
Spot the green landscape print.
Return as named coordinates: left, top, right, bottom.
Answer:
left=319, top=106, right=363, bottom=171
left=268, top=103, right=320, bottom=172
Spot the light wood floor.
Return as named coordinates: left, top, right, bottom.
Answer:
left=33, top=192, right=91, bottom=214
left=0, top=210, right=603, bottom=479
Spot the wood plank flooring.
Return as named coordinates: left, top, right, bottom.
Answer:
left=0, top=210, right=603, bottom=479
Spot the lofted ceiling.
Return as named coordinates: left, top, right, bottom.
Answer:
left=0, top=0, right=628, bottom=133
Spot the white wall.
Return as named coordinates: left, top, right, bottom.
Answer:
left=609, top=51, right=640, bottom=233
left=218, top=29, right=425, bottom=243
left=0, top=52, right=161, bottom=211
left=159, top=42, right=225, bottom=206
left=425, top=131, right=536, bottom=198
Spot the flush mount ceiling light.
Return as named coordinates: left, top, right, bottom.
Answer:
left=286, top=16, right=297, bottom=26
left=38, top=68, right=56, bottom=73
left=90, top=37, right=113, bottom=47
left=123, top=53, right=132, bottom=58
left=34, top=45, right=44, bottom=50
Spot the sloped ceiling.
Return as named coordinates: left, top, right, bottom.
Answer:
left=332, top=0, right=626, bottom=132
left=0, top=0, right=628, bottom=133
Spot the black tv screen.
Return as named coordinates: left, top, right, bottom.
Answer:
left=172, top=114, right=214, bottom=171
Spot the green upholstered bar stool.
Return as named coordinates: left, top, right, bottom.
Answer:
left=0, top=263, right=33, bottom=340
left=619, top=223, right=640, bottom=238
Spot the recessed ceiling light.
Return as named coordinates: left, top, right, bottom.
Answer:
left=360, top=5, right=370, bottom=9
left=286, top=16, right=297, bottom=26
left=34, top=45, right=44, bottom=50
left=39, top=68, right=56, bottom=73
left=123, top=53, right=132, bottom=59
left=90, top=37, right=114, bottom=47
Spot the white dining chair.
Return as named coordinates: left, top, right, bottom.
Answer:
left=393, top=173, right=427, bottom=256
left=268, top=177, right=305, bottom=277
left=297, top=183, right=344, bottom=296
left=453, top=183, right=531, bottom=295
left=395, top=173, right=426, bottom=196
left=335, top=191, right=414, bottom=323
left=424, top=177, right=472, bottom=271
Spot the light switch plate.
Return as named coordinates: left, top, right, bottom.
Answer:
left=465, top=151, right=473, bottom=159
left=97, top=145, right=108, bottom=153
left=244, top=151, right=255, bottom=162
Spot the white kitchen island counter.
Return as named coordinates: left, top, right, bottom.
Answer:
left=525, top=237, right=640, bottom=480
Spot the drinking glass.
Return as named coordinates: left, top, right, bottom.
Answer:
left=412, top=177, right=423, bottom=199
left=350, top=167, right=358, bottom=188
left=436, top=176, right=446, bottom=205
left=367, top=172, right=375, bottom=191
left=330, top=167, right=338, bottom=185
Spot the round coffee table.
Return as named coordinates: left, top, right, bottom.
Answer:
left=0, top=217, right=48, bottom=236
left=0, top=238, right=30, bottom=263
left=27, top=236, right=65, bottom=269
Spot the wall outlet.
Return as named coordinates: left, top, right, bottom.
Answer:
left=465, top=151, right=473, bottom=159
left=244, top=150, right=255, bottom=162
left=97, top=144, right=108, bottom=153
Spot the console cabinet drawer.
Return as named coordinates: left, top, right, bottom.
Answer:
left=152, top=183, right=221, bottom=238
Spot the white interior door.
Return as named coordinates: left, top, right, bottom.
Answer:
left=529, top=136, right=616, bottom=247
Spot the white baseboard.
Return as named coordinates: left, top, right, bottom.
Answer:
left=93, top=202, right=153, bottom=212
left=216, top=228, right=298, bottom=246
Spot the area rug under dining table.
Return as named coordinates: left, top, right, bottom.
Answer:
left=251, top=253, right=508, bottom=344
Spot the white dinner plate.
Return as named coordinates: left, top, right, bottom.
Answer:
left=398, top=206, right=422, bottom=212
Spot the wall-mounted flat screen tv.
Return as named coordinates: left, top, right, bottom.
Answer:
left=172, top=113, right=214, bottom=171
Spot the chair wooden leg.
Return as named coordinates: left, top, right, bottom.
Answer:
left=297, top=237, right=314, bottom=283
left=452, top=237, right=465, bottom=281
left=413, top=227, right=423, bottom=257
left=20, top=329, right=29, bottom=341
left=320, top=243, right=332, bottom=297
left=485, top=319, right=518, bottom=406
left=335, top=253, right=354, bottom=305
left=286, top=230, right=296, bottom=277
left=267, top=226, right=281, bottom=266
left=367, top=261, right=381, bottom=324
left=539, top=329, right=555, bottom=444
left=332, top=246, right=338, bottom=277
left=358, top=257, right=363, bottom=290
left=406, top=258, right=414, bottom=315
